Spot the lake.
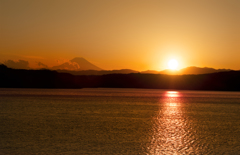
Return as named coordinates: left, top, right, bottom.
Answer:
left=0, top=88, right=240, bottom=154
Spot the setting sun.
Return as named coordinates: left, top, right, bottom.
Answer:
left=168, top=59, right=179, bottom=70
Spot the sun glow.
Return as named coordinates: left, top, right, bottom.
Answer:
left=168, top=59, right=179, bottom=70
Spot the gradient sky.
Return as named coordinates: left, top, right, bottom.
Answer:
left=1, top=0, right=240, bottom=71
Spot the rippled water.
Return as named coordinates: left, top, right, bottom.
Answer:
left=0, top=88, right=240, bottom=154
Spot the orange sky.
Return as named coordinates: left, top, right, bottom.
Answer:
left=0, top=0, right=240, bottom=71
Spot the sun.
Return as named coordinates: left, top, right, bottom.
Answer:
left=168, top=59, right=179, bottom=70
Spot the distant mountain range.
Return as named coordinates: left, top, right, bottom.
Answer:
left=2, top=57, right=235, bottom=75
left=55, top=58, right=233, bottom=75
left=51, top=57, right=234, bottom=75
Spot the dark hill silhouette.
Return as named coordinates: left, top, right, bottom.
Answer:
left=52, top=57, right=101, bottom=70
left=1, top=64, right=240, bottom=91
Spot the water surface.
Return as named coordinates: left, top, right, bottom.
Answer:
left=0, top=88, right=240, bottom=154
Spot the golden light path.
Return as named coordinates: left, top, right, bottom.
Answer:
left=148, top=91, right=195, bottom=154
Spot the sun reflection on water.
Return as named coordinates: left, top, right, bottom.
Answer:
left=148, top=91, right=191, bottom=154
left=166, top=91, right=180, bottom=98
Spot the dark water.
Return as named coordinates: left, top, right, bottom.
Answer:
left=0, top=88, right=240, bottom=155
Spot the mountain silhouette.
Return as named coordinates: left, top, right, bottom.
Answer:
left=1, top=58, right=233, bottom=74
left=52, top=57, right=102, bottom=70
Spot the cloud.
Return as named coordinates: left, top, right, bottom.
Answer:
left=37, top=62, right=48, bottom=68
left=52, top=61, right=80, bottom=70
left=3, top=60, right=30, bottom=69
left=56, top=58, right=69, bottom=64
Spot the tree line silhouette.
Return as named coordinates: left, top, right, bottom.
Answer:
left=1, top=64, right=240, bottom=91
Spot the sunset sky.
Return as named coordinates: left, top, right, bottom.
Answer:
left=1, top=0, right=240, bottom=71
